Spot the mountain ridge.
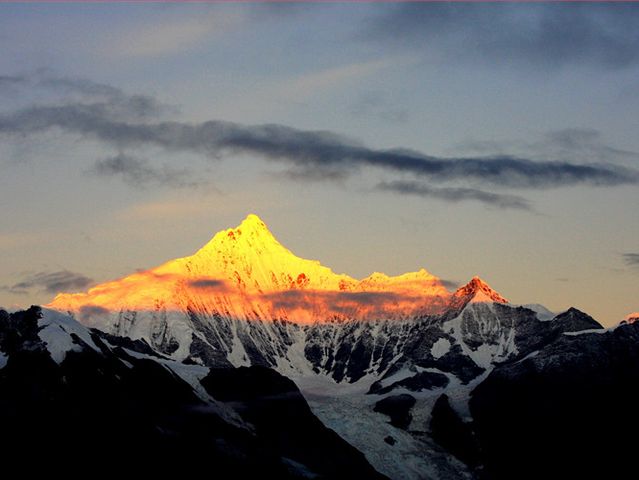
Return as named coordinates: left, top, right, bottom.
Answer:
left=48, top=214, right=494, bottom=323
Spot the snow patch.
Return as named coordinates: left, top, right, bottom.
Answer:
left=299, top=374, right=472, bottom=480
left=374, top=367, right=418, bottom=391
left=38, top=308, right=99, bottom=364
left=431, top=338, right=451, bottom=359
left=227, top=320, right=251, bottom=367
left=515, top=350, right=540, bottom=364
left=521, top=304, right=555, bottom=321
left=564, top=328, right=609, bottom=336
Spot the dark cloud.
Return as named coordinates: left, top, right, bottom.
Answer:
left=92, top=154, right=199, bottom=188
left=38, top=76, right=126, bottom=98
left=454, top=128, right=639, bottom=169
left=262, top=289, right=450, bottom=318
left=546, top=128, right=603, bottom=150
left=441, top=279, right=461, bottom=291
left=364, top=4, right=639, bottom=69
left=377, top=181, right=531, bottom=211
left=543, top=128, right=639, bottom=160
left=77, top=305, right=110, bottom=323
left=0, top=75, right=25, bottom=88
left=0, top=70, right=166, bottom=120
left=349, top=91, right=409, bottom=124
left=0, top=101, right=636, bottom=190
left=623, top=253, right=639, bottom=267
left=2, top=270, right=94, bottom=295
left=37, top=75, right=166, bottom=120
left=188, top=278, right=228, bottom=290
left=264, top=289, right=412, bottom=315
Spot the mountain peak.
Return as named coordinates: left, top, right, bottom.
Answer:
left=238, top=213, right=269, bottom=233
left=220, top=213, right=273, bottom=240
left=195, top=213, right=279, bottom=257
left=49, top=214, right=453, bottom=322
left=454, top=276, right=508, bottom=304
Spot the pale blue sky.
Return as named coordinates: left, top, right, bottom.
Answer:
left=1, top=3, right=638, bottom=325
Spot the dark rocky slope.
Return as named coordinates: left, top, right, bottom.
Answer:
left=0, top=307, right=385, bottom=479
left=468, top=316, right=639, bottom=479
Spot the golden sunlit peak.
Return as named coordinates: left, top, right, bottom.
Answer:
left=239, top=213, right=269, bottom=232
left=455, top=276, right=508, bottom=304
left=195, top=213, right=278, bottom=254
left=47, top=213, right=465, bottom=323
left=220, top=213, right=272, bottom=239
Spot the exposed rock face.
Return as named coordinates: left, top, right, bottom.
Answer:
left=374, top=394, right=417, bottom=430
left=430, top=394, right=480, bottom=469
left=369, top=371, right=450, bottom=395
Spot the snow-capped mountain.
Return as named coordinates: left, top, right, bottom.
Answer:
left=45, top=216, right=590, bottom=389
left=34, top=214, right=639, bottom=479
left=47, top=214, right=538, bottom=384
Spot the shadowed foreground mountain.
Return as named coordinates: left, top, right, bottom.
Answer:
left=2, top=215, right=637, bottom=479
left=0, top=306, right=384, bottom=478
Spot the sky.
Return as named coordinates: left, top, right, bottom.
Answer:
left=0, top=2, right=638, bottom=326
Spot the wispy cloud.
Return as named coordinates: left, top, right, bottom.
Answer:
left=623, top=253, right=639, bottom=267
left=105, top=11, right=245, bottom=58
left=440, top=279, right=460, bottom=291
left=116, top=198, right=221, bottom=221
left=188, top=278, right=229, bottom=291
left=77, top=305, right=110, bottom=323
left=543, top=128, right=639, bottom=161
left=363, top=4, right=639, bottom=70
left=0, top=70, right=168, bottom=120
left=1, top=270, right=94, bottom=295
left=0, top=75, right=25, bottom=89
left=91, top=154, right=200, bottom=188
left=455, top=128, right=639, bottom=166
left=349, top=91, right=409, bottom=123
left=276, top=58, right=409, bottom=101
left=377, top=181, right=531, bottom=211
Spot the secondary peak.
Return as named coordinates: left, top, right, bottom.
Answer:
left=455, top=276, right=508, bottom=304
